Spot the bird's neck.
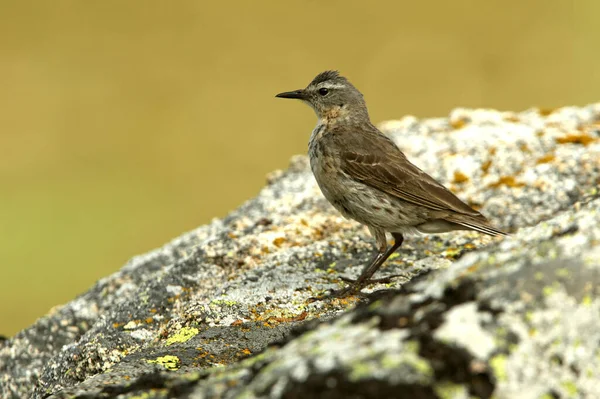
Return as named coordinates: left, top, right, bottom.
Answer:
left=318, top=105, right=370, bottom=127
left=311, top=106, right=373, bottom=150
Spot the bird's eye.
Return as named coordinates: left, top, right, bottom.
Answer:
left=318, top=88, right=329, bottom=96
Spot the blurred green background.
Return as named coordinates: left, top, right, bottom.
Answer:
left=1, top=0, right=598, bottom=336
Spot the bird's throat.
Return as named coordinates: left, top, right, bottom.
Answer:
left=320, top=105, right=350, bottom=126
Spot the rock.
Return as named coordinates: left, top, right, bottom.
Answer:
left=1, top=104, right=599, bottom=399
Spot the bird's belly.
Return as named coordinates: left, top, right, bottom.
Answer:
left=310, top=157, right=427, bottom=230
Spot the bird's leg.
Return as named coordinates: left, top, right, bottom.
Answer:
left=317, top=231, right=404, bottom=299
left=342, top=232, right=404, bottom=287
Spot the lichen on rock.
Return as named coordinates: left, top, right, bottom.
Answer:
left=1, top=104, right=600, bottom=399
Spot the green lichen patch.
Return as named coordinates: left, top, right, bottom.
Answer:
left=434, top=381, right=468, bottom=399
left=146, top=355, right=181, bottom=370
left=388, top=253, right=400, bottom=261
left=347, top=340, right=433, bottom=384
left=490, top=354, right=507, bottom=382
left=166, top=327, right=199, bottom=345
left=561, top=380, right=578, bottom=396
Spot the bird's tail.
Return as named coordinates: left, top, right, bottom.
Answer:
left=446, top=214, right=508, bottom=237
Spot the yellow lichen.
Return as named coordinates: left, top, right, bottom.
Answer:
left=451, top=118, right=468, bottom=129
left=561, top=380, right=578, bottom=396
left=481, top=159, right=492, bottom=174
left=534, top=272, right=544, bottom=281
left=452, top=171, right=470, bottom=184
left=543, top=285, right=555, bottom=297
left=272, top=237, right=286, bottom=247
left=146, top=355, right=180, bottom=370
left=490, top=354, right=507, bottom=382
left=556, top=133, right=596, bottom=146
left=166, top=327, right=199, bottom=345
left=538, top=107, right=556, bottom=116
left=434, top=382, right=468, bottom=399
left=518, top=143, right=530, bottom=153
left=488, top=176, right=525, bottom=188
left=536, top=153, right=556, bottom=164
left=555, top=268, right=570, bottom=278
left=443, top=248, right=462, bottom=259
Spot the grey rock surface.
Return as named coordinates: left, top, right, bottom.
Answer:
left=1, top=104, right=599, bottom=399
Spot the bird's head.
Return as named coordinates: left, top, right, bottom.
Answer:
left=276, top=70, right=369, bottom=123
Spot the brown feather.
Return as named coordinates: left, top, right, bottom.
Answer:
left=328, top=124, right=507, bottom=236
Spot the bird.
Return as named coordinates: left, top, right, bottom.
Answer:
left=276, top=70, right=506, bottom=297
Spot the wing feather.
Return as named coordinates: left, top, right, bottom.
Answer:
left=338, top=131, right=479, bottom=215
left=330, top=125, right=506, bottom=236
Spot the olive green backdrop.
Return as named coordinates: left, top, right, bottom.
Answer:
left=1, top=0, right=598, bottom=336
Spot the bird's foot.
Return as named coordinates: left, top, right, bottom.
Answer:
left=308, top=284, right=364, bottom=302
left=308, top=274, right=407, bottom=302
left=339, top=273, right=405, bottom=285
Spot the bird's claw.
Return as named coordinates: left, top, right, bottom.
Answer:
left=308, top=284, right=363, bottom=302
left=339, top=274, right=405, bottom=285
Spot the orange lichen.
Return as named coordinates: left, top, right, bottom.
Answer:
left=488, top=176, right=525, bottom=188
left=230, top=319, right=244, bottom=326
left=453, top=171, right=470, bottom=184
left=451, top=118, right=468, bottom=129
left=272, top=237, right=286, bottom=247
left=489, top=147, right=497, bottom=156
left=444, top=248, right=462, bottom=259
left=332, top=296, right=360, bottom=306
left=538, top=107, right=556, bottom=116
left=145, top=317, right=154, bottom=324
left=264, top=311, right=308, bottom=325
left=504, top=115, right=520, bottom=123
left=312, top=229, right=324, bottom=240
left=481, top=159, right=492, bottom=173
left=195, top=348, right=209, bottom=359
left=518, top=143, right=530, bottom=153
left=536, top=154, right=556, bottom=164
left=556, top=133, right=596, bottom=146
left=467, top=264, right=479, bottom=273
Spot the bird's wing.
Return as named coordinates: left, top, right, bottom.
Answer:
left=336, top=128, right=482, bottom=217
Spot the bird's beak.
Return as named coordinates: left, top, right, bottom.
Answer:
left=275, top=89, right=305, bottom=100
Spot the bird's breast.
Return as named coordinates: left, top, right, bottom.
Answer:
left=308, top=123, right=326, bottom=149
left=308, top=129, right=344, bottom=201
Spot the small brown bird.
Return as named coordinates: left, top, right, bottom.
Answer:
left=276, top=71, right=506, bottom=297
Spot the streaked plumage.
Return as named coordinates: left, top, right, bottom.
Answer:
left=276, top=70, right=506, bottom=297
